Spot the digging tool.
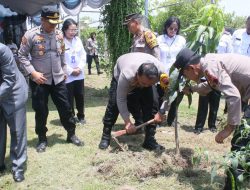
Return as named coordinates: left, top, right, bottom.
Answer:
left=111, top=119, right=155, bottom=151
left=111, top=119, right=155, bottom=138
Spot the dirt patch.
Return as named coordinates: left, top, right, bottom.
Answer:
left=97, top=160, right=116, bottom=174
left=182, top=168, right=199, bottom=177
left=169, top=148, right=194, bottom=168
left=135, top=161, right=165, bottom=181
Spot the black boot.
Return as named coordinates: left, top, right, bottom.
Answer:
left=67, top=130, right=84, bottom=146
left=88, top=69, right=91, bottom=75
left=142, top=126, right=165, bottom=151
left=99, top=126, right=112, bottom=149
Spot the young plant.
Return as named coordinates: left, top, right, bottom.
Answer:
left=211, top=119, right=250, bottom=189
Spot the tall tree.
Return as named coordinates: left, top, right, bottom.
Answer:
left=101, top=0, right=143, bottom=74
left=150, top=0, right=212, bottom=35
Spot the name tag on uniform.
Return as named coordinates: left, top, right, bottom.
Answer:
left=71, top=56, right=76, bottom=63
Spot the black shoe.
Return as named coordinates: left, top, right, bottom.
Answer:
left=67, top=135, right=84, bottom=146
left=37, top=134, right=47, bottom=152
left=0, top=165, right=6, bottom=173
left=98, top=138, right=110, bottom=149
left=194, top=128, right=203, bottom=134
left=73, top=117, right=79, bottom=124
left=78, top=118, right=86, bottom=125
left=99, top=126, right=112, bottom=149
left=36, top=141, right=47, bottom=153
left=142, top=140, right=165, bottom=151
left=12, top=171, right=24, bottom=182
left=209, top=127, right=217, bottom=133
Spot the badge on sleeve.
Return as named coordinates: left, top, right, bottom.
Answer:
left=204, top=70, right=219, bottom=88
left=160, top=73, right=169, bottom=90
left=144, top=30, right=158, bottom=49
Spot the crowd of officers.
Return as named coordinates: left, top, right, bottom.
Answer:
left=0, top=5, right=249, bottom=189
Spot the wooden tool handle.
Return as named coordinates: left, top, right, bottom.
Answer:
left=111, top=119, right=155, bottom=138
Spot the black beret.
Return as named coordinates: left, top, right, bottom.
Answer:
left=174, top=48, right=200, bottom=71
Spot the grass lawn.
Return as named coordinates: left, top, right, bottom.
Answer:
left=0, top=70, right=239, bottom=190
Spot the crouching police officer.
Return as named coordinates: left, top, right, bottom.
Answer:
left=18, top=5, right=83, bottom=153
left=174, top=48, right=250, bottom=189
left=99, top=52, right=169, bottom=151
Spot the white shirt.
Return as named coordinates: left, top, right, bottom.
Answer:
left=64, top=36, right=86, bottom=83
left=157, top=34, right=186, bottom=73
left=216, top=31, right=233, bottom=53
left=232, top=28, right=250, bottom=56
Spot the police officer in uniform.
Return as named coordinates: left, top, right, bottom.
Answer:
left=18, top=5, right=83, bottom=153
left=123, top=13, right=161, bottom=128
left=174, top=48, right=250, bottom=190
left=98, top=52, right=169, bottom=151
left=123, top=13, right=160, bottom=59
left=0, top=43, right=28, bottom=182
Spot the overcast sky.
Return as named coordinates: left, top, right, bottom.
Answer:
left=219, top=0, right=249, bottom=17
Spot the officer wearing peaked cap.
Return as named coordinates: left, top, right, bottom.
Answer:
left=123, top=13, right=161, bottom=132
left=174, top=47, right=250, bottom=189
left=18, top=5, right=84, bottom=153
left=123, top=13, right=160, bottom=59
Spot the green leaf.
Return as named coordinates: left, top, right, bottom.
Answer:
left=195, top=25, right=207, bottom=42
left=237, top=173, right=244, bottom=183
left=207, top=26, right=214, bottom=39
left=211, top=165, right=217, bottom=184
left=231, top=158, right=239, bottom=170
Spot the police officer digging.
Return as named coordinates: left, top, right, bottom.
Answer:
left=122, top=13, right=161, bottom=130
left=18, top=5, right=83, bottom=153
left=99, top=52, right=169, bottom=151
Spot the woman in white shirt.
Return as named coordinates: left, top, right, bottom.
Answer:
left=62, top=18, right=86, bottom=124
left=157, top=16, right=186, bottom=74
left=157, top=17, right=186, bottom=126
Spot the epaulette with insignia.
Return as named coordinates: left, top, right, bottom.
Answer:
left=144, top=30, right=158, bottom=49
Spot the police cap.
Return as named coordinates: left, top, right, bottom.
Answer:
left=123, top=13, right=143, bottom=25
left=41, top=5, right=63, bottom=24
left=174, top=48, right=201, bottom=72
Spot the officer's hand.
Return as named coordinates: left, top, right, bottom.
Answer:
left=154, top=112, right=166, bottom=123
left=31, top=71, right=47, bottom=85
left=215, top=124, right=235, bottom=144
left=182, top=86, right=192, bottom=95
left=125, top=121, right=137, bottom=134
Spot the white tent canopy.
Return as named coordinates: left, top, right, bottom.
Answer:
left=0, top=0, right=110, bottom=16
left=0, top=0, right=63, bottom=16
